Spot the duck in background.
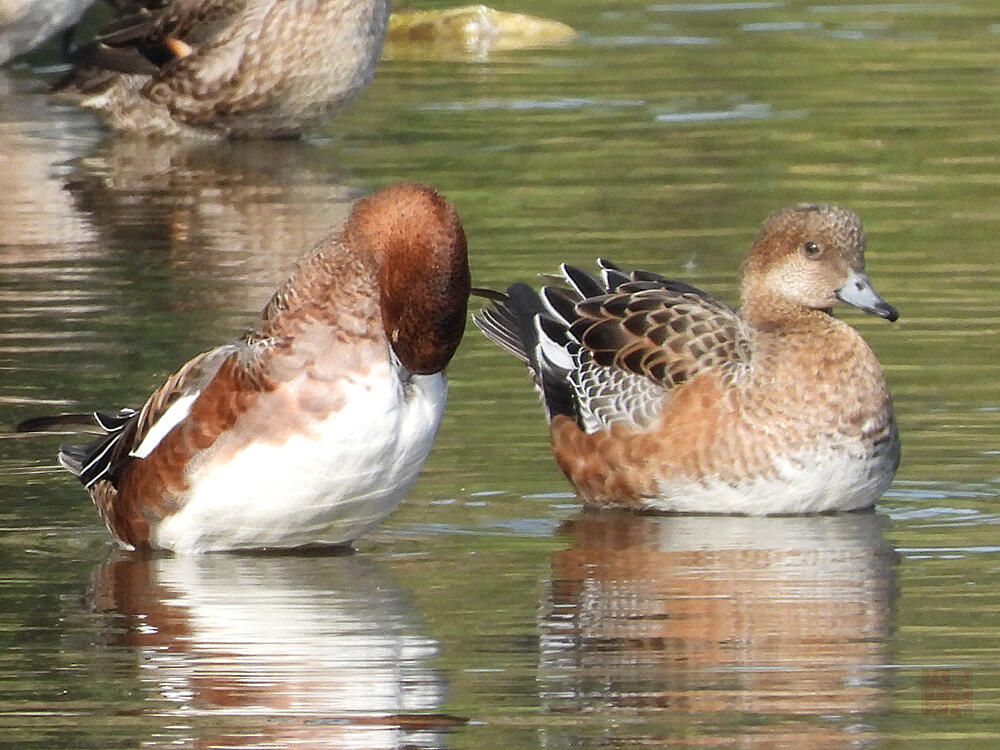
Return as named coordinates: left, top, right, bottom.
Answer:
left=475, top=204, right=900, bottom=515
left=53, top=0, right=391, bottom=138
left=18, top=183, right=471, bottom=552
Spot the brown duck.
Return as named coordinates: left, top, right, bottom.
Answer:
left=54, top=0, right=391, bottom=138
left=475, top=205, right=900, bottom=514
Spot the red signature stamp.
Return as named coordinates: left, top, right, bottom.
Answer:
left=922, top=668, right=972, bottom=717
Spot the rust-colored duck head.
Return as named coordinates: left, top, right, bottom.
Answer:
left=344, top=183, right=471, bottom=374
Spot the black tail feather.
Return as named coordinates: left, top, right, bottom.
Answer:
left=473, top=283, right=579, bottom=423
left=16, top=413, right=106, bottom=435
left=19, top=408, right=139, bottom=488
left=57, top=443, right=88, bottom=477
left=561, top=265, right=605, bottom=300
left=540, top=286, right=578, bottom=326
left=65, top=432, right=124, bottom=488
left=472, top=298, right=530, bottom=364
left=504, top=283, right=547, bottom=362
left=17, top=408, right=137, bottom=436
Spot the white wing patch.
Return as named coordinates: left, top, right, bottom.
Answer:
left=535, top=318, right=574, bottom=373
left=131, top=392, right=200, bottom=459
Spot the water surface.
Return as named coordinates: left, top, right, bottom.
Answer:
left=1, top=1, right=999, bottom=747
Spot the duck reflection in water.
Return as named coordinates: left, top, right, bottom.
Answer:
left=540, top=511, right=896, bottom=748
left=90, top=551, right=455, bottom=749
left=63, top=137, right=366, bottom=310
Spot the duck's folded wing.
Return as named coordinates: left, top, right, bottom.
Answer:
left=126, top=343, right=243, bottom=462
left=545, top=260, right=753, bottom=431
left=567, top=285, right=751, bottom=389
left=54, top=0, right=238, bottom=92
left=98, top=0, right=238, bottom=44
left=138, top=1, right=305, bottom=123
left=17, top=344, right=240, bottom=489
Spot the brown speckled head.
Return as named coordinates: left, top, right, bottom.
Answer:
left=741, top=204, right=896, bottom=323
left=344, top=183, right=471, bottom=374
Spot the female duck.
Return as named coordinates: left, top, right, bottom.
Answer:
left=54, top=0, right=390, bottom=138
left=19, top=183, right=471, bottom=552
left=475, top=204, right=900, bottom=515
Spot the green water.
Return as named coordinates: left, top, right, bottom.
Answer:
left=1, top=1, right=998, bottom=747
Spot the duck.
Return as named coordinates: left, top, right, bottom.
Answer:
left=474, top=204, right=900, bottom=515
left=18, top=183, right=471, bottom=552
left=52, top=0, right=391, bottom=138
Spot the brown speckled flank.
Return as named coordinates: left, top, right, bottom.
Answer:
left=476, top=205, right=900, bottom=515
left=18, top=184, right=470, bottom=550
left=53, top=0, right=391, bottom=138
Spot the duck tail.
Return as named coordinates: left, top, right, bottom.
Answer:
left=16, top=409, right=138, bottom=487
left=473, top=283, right=578, bottom=424
left=16, top=409, right=137, bottom=435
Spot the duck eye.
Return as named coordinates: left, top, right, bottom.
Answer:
left=802, top=241, right=822, bottom=258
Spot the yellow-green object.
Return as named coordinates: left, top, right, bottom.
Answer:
left=387, top=4, right=576, bottom=54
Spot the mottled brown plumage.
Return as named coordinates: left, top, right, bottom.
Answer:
left=569, top=283, right=751, bottom=390
left=54, top=0, right=391, bottom=138
left=18, top=183, right=470, bottom=551
left=475, top=204, right=900, bottom=514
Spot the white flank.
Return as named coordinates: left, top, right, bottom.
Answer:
left=647, top=446, right=897, bottom=515
left=131, top=392, right=200, bottom=459
left=152, top=369, right=447, bottom=553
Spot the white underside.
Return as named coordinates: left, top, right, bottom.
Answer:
left=643, top=446, right=897, bottom=515
left=152, top=371, right=447, bottom=553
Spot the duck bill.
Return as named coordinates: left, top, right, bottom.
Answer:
left=836, top=269, right=899, bottom=322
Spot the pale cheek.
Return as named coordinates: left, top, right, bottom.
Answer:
left=768, top=262, right=838, bottom=309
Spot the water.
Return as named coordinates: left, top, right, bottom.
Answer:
left=1, top=1, right=999, bottom=747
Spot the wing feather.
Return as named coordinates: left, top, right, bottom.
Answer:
left=18, top=343, right=244, bottom=489
left=475, top=260, right=753, bottom=433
